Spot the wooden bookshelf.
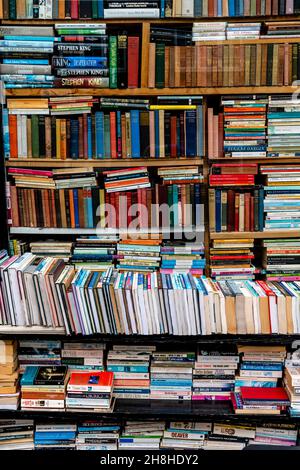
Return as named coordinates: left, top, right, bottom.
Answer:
left=210, top=157, right=300, bottom=163
left=9, top=226, right=204, bottom=236
left=210, top=230, right=300, bottom=239
left=5, top=158, right=203, bottom=168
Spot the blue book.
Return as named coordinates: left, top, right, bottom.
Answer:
left=215, top=189, right=222, bottom=233
left=116, top=110, right=121, bottom=158
left=130, top=110, right=140, bottom=158
left=87, top=191, right=94, bottom=228
left=2, top=108, right=10, bottom=159
left=240, top=364, right=282, bottom=371
left=228, top=0, right=235, bottom=16
left=57, top=57, right=107, bottom=68
left=97, top=0, right=104, bottom=17
left=3, top=58, right=49, bottom=64
left=95, top=111, right=104, bottom=158
left=107, top=365, right=148, bottom=372
left=155, top=110, right=160, bottom=158
left=197, top=105, right=204, bottom=156
left=161, top=0, right=165, bottom=17
left=35, top=432, right=76, bottom=440
left=239, top=0, right=244, bottom=15
left=21, top=366, right=38, bottom=386
left=70, top=118, right=79, bottom=159
left=217, top=0, right=222, bottom=15
left=172, top=184, right=179, bottom=227
left=235, top=0, right=240, bottom=15
left=103, top=114, right=110, bottom=158
left=185, top=110, right=197, bottom=156
left=4, top=36, right=56, bottom=42
left=87, top=115, right=92, bottom=158
left=73, top=189, right=80, bottom=228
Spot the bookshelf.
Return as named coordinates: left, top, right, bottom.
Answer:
left=3, top=8, right=300, bottom=437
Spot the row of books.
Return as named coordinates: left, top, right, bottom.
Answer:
left=149, top=41, right=300, bottom=88
left=1, top=0, right=299, bottom=20
left=3, top=97, right=205, bottom=159
left=1, top=419, right=299, bottom=450
left=2, top=254, right=300, bottom=334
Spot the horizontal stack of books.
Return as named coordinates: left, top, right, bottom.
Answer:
left=262, top=165, right=300, bottom=231
left=150, top=351, right=195, bottom=401
left=119, top=421, right=164, bottom=450
left=104, top=1, right=160, bottom=18
left=0, top=26, right=55, bottom=89
left=20, top=365, right=68, bottom=411
left=209, top=238, right=255, bottom=281
left=0, top=420, right=34, bottom=450
left=103, top=167, right=150, bottom=192
left=232, top=386, right=290, bottom=415
left=76, top=421, right=120, bottom=450
left=18, top=340, right=62, bottom=372
left=204, top=423, right=253, bottom=450
left=284, top=366, right=300, bottom=417
left=71, top=237, right=118, bottom=270
left=263, top=21, right=300, bottom=38
left=192, top=350, right=239, bottom=401
left=66, top=371, right=114, bottom=412
left=116, top=239, right=161, bottom=272
left=0, top=340, right=19, bottom=410
left=29, top=241, right=73, bottom=259
left=226, top=22, right=261, bottom=39
left=61, top=342, right=105, bottom=372
left=160, top=242, right=205, bottom=275
left=107, top=346, right=152, bottom=400
left=251, top=424, right=298, bottom=446
left=161, top=424, right=206, bottom=449
left=34, top=424, right=77, bottom=450
left=262, top=238, right=300, bottom=281
left=192, top=22, right=226, bottom=41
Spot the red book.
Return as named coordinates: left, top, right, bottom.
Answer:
left=210, top=255, right=254, bottom=260
left=115, top=192, right=120, bottom=228
left=110, top=112, right=117, bottom=159
left=8, top=168, right=53, bottom=177
left=83, top=114, right=88, bottom=159
left=127, top=36, right=139, bottom=89
left=8, top=115, right=18, bottom=159
left=240, top=387, right=289, bottom=402
left=67, top=371, right=114, bottom=392
left=78, top=116, right=84, bottom=159
left=234, top=193, right=239, bottom=231
left=250, top=195, right=254, bottom=231
left=141, top=188, right=148, bottom=229
left=71, top=0, right=79, bottom=18
left=244, top=192, right=251, bottom=231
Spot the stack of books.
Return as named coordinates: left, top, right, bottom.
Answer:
left=119, top=421, right=164, bottom=450
left=160, top=242, right=205, bottom=275
left=284, top=366, right=300, bottom=417
left=20, top=365, right=68, bottom=411
left=18, top=340, right=62, bottom=373
left=251, top=424, right=298, bottom=447
left=262, top=238, right=300, bottom=281
left=71, top=237, right=118, bottom=270
left=29, top=241, right=73, bottom=259
left=226, top=23, right=261, bottom=39
left=192, top=22, right=227, bottom=41
left=209, top=238, right=255, bottom=281
left=235, top=345, right=286, bottom=392
left=61, top=342, right=105, bottom=372
left=53, top=23, right=109, bottom=89
left=34, top=424, right=77, bottom=450
left=232, top=386, right=290, bottom=415
left=104, top=1, right=160, bottom=18
left=204, top=423, right=254, bottom=450
left=76, top=421, right=120, bottom=451
left=263, top=21, right=300, bottom=38
left=0, top=420, right=34, bottom=450
left=262, top=165, right=300, bottom=231
left=66, top=371, right=114, bottom=412
left=104, top=167, right=150, bottom=193
left=0, top=26, right=55, bottom=89
left=192, top=350, right=239, bottom=401
left=161, top=424, right=206, bottom=449
left=0, top=340, right=19, bottom=410
left=221, top=96, right=268, bottom=159
left=116, top=239, right=161, bottom=272
left=267, top=95, right=300, bottom=157
left=107, top=345, right=153, bottom=400
left=150, top=351, right=195, bottom=400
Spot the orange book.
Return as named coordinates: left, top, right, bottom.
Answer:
left=58, top=0, right=65, bottom=18
left=59, top=189, right=67, bottom=228
left=191, top=45, right=197, bottom=87
left=45, top=189, right=51, bottom=228
left=9, top=115, right=18, bottom=158
left=60, top=119, right=67, bottom=160
left=110, top=111, right=117, bottom=159
left=121, top=114, right=127, bottom=159
left=174, top=46, right=181, bottom=87
left=169, top=46, right=175, bottom=88
left=185, top=45, right=192, bottom=87
left=50, top=190, right=57, bottom=228
left=114, top=379, right=149, bottom=387
left=67, top=371, right=114, bottom=392
left=69, top=189, right=75, bottom=228
left=30, top=189, right=37, bottom=227
left=149, top=110, right=155, bottom=158
left=164, top=45, right=170, bottom=87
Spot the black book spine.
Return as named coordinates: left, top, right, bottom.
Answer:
left=38, top=115, right=46, bottom=158
left=92, top=187, right=100, bottom=227
left=117, top=33, right=128, bottom=89
left=164, top=111, right=171, bottom=157
left=64, top=189, right=71, bottom=228
left=65, top=0, right=71, bottom=17
left=266, top=44, right=273, bottom=86
left=32, top=0, right=39, bottom=18
left=79, top=0, right=92, bottom=18
left=54, top=190, right=62, bottom=228
left=51, top=116, right=56, bottom=159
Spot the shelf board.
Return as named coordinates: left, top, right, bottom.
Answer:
left=0, top=326, right=65, bottom=335
left=9, top=226, right=204, bottom=235
left=4, top=86, right=299, bottom=97
left=5, top=158, right=203, bottom=168
left=210, top=230, right=300, bottom=239
left=210, top=157, right=300, bottom=164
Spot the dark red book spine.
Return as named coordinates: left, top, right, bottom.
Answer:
left=127, top=36, right=139, bottom=89
left=71, top=0, right=79, bottom=18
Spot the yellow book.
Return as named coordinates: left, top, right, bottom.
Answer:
left=7, top=99, right=49, bottom=109
left=149, top=105, right=197, bottom=110
left=159, top=109, right=165, bottom=158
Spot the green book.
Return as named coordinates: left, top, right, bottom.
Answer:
left=167, top=185, right=173, bottom=228
left=31, top=115, right=39, bottom=158
left=172, top=184, right=179, bottom=227
left=109, top=36, right=118, bottom=89
left=92, top=0, right=98, bottom=18
left=155, top=43, right=165, bottom=89
left=9, top=0, right=16, bottom=19
left=104, top=114, right=111, bottom=158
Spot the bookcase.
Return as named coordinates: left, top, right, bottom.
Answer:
left=3, top=3, right=300, bottom=448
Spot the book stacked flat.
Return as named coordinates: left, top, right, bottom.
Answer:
left=104, top=0, right=160, bottom=18
left=160, top=242, right=205, bottom=275
left=267, top=95, right=300, bottom=157
left=250, top=424, right=298, bottom=447
left=262, top=165, right=300, bottom=231
left=76, top=421, right=120, bottom=450
left=0, top=340, right=19, bottom=410
left=118, top=421, right=164, bottom=450
left=192, top=22, right=226, bottom=41
left=262, top=238, right=300, bottom=281
left=226, top=23, right=261, bottom=39
left=20, top=365, right=68, bottom=411
left=104, top=167, right=150, bottom=193
left=53, top=23, right=109, bottom=88
left=209, top=238, right=255, bottom=280
left=284, top=367, right=300, bottom=417
left=161, top=424, right=206, bottom=449
left=204, top=423, right=254, bottom=450
left=29, top=241, right=73, bottom=259
left=107, top=345, right=153, bottom=400
left=18, top=340, right=62, bottom=373
left=0, top=26, right=55, bottom=89
left=221, top=96, right=268, bottom=159
left=263, top=21, right=300, bottom=38
left=34, top=424, right=77, bottom=450
left=61, top=342, right=105, bottom=372
left=72, top=237, right=118, bottom=270
left=66, top=371, right=114, bottom=412
left=150, top=351, right=195, bottom=400
left=0, top=419, right=34, bottom=450
left=232, top=386, right=290, bottom=415
left=192, top=350, right=239, bottom=401
left=116, top=239, right=161, bottom=272
left=235, top=345, right=286, bottom=393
